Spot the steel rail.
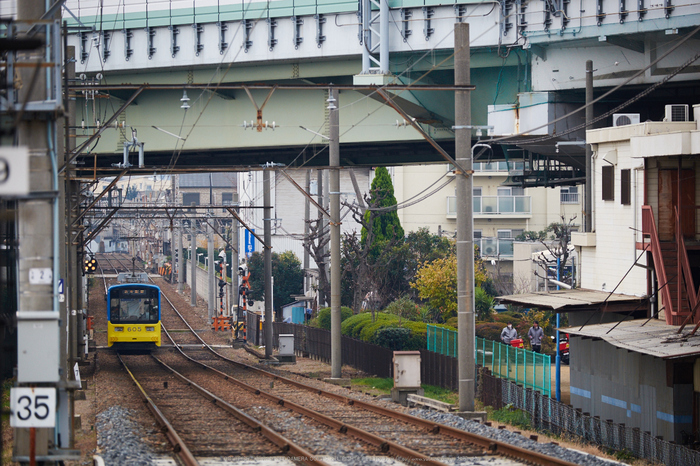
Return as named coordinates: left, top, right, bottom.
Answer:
left=215, top=354, right=579, bottom=466
left=158, top=317, right=450, bottom=465
left=149, top=353, right=330, bottom=466
left=153, top=279, right=578, bottom=465
left=116, top=354, right=199, bottom=466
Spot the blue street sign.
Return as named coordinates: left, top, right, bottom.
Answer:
left=58, top=279, right=64, bottom=295
left=245, top=229, right=255, bottom=258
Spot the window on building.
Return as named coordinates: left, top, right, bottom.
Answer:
left=497, top=187, right=511, bottom=197
left=511, top=187, right=524, bottom=196
left=183, top=192, right=200, bottom=209
left=473, top=187, right=482, bottom=196
left=602, top=165, right=614, bottom=201
left=474, top=230, right=482, bottom=239
left=620, top=169, right=631, bottom=205
left=222, top=192, right=233, bottom=205
left=561, top=186, right=579, bottom=204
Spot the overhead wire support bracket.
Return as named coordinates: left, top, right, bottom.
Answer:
left=278, top=169, right=332, bottom=221
left=224, top=207, right=271, bottom=250
left=376, top=88, right=471, bottom=178
left=59, top=85, right=146, bottom=174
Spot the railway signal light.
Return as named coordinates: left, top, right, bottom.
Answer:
left=84, top=257, right=97, bottom=274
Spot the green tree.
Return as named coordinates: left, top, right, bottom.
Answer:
left=361, top=167, right=404, bottom=248
left=246, top=250, right=304, bottom=317
left=410, top=248, right=489, bottom=322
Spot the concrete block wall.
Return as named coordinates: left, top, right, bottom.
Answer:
left=184, top=258, right=233, bottom=312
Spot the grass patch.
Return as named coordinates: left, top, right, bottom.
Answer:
left=487, top=404, right=531, bottom=430
left=422, top=385, right=458, bottom=405
left=352, top=377, right=393, bottom=394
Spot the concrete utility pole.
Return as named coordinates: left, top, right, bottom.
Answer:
left=585, top=60, right=593, bottom=233
left=329, top=88, right=341, bottom=379
left=177, top=222, right=183, bottom=292
left=455, top=23, right=475, bottom=412
left=191, top=218, right=197, bottom=306
left=304, top=170, right=311, bottom=293
left=208, top=217, right=215, bottom=321
left=231, top=193, right=239, bottom=317
left=14, top=0, right=77, bottom=459
left=264, top=168, right=273, bottom=357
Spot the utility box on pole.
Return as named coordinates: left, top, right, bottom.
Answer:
left=16, top=311, right=60, bottom=383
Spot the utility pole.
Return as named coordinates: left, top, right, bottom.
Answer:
left=231, top=194, right=240, bottom=318
left=177, top=222, right=183, bottom=292
left=190, top=214, right=197, bottom=306
left=208, top=217, right=215, bottom=321
left=13, top=1, right=78, bottom=460
left=264, top=168, right=273, bottom=358
left=329, top=88, right=342, bottom=379
left=304, top=170, right=311, bottom=293
left=455, top=22, right=475, bottom=413
left=585, top=60, right=593, bottom=233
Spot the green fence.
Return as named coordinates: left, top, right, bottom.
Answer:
left=427, top=325, right=551, bottom=397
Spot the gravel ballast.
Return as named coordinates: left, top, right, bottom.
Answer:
left=409, top=409, right=623, bottom=466
left=96, top=406, right=160, bottom=465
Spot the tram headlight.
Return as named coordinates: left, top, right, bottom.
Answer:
left=113, top=327, right=124, bottom=332
left=146, top=326, right=155, bottom=332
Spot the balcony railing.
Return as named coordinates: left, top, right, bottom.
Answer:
left=475, top=237, right=514, bottom=258
left=447, top=195, right=531, bottom=216
left=473, top=161, right=525, bottom=172
left=560, top=192, right=580, bottom=204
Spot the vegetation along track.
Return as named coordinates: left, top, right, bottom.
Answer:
left=152, top=283, right=578, bottom=466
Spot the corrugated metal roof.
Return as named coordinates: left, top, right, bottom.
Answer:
left=497, top=289, right=646, bottom=312
left=561, top=319, right=700, bottom=359
left=179, top=173, right=237, bottom=188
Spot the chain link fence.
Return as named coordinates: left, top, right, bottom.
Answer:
left=428, top=325, right=551, bottom=397
left=481, top=368, right=700, bottom=465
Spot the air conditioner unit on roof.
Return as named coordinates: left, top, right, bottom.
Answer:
left=613, top=114, right=640, bottom=127
left=664, top=104, right=689, bottom=122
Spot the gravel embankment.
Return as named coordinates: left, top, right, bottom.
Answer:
left=96, top=406, right=159, bottom=465
left=410, top=409, right=623, bottom=466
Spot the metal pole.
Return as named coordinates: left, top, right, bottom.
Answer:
left=177, top=223, right=183, bottom=292
left=304, top=170, right=311, bottom=293
left=455, top=22, right=475, bottom=412
left=379, top=0, right=389, bottom=73
left=556, top=257, right=561, bottom=401
left=190, top=216, right=197, bottom=306
left=232, top=194, right=240, bottom=318
left=585, top=60, right=593, bottom=233
left=208, top=218, right=215, bottom=321
left=264, top=169, right=273, bottom=358
left=329, top=87, right=342, bottom=379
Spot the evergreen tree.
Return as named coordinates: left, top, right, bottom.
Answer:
left=361, top=167, right=404, bottom=247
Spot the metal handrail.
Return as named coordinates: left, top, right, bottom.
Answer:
left=641, top=206, right=674, bottom=323
left=674, top=207, right=698, bottom=330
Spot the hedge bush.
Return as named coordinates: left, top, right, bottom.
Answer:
left=311, top=306, right=353, bottom=330
left=339, top=311, right=430, bottom=351
left=375, top=327, right=411, bottom=351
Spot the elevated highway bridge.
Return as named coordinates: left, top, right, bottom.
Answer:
left=63, top=0, right=700, bottom=184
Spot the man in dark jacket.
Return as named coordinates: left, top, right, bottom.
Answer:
left=528, top=321, right=544, bottom=353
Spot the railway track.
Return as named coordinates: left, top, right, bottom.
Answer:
left=143, top=280, right=579, bottom=466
